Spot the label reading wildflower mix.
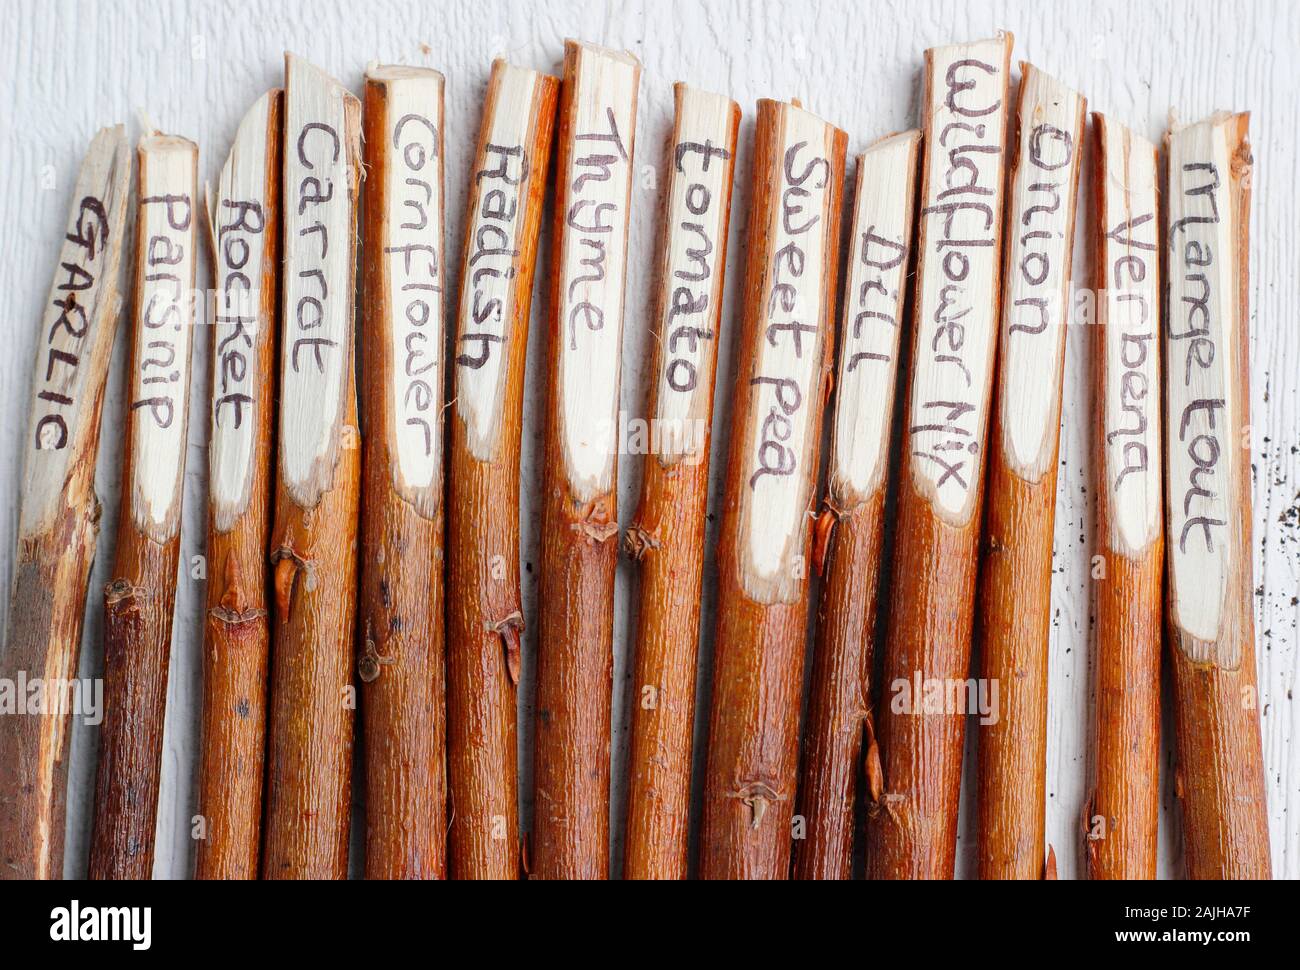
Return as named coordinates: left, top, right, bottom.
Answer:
left=907, top=36, right=1011, bottom=526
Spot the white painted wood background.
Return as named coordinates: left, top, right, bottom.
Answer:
left=0, top=0, right=1296, bottom=880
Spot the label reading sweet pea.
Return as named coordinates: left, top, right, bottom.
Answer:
left=738, top=104, right=838, bottom=600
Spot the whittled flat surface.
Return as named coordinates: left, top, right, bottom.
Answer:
left=0, top=0, right=1296, bottom=879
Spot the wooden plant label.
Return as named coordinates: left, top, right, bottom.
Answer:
left=129, top=134, right=199, bottom=542
left=1087, top=111, right=1164, bottom=882
left=209, top=91, right=279, bottom=533
left=651, top=84, right=737, bottom=465
left=829, top=130, right=921, bottom=503
left=371, top=66, right=445, bottom=515
left=19, top=126, right=132, bottom=540
left=995, top=64, right=1086, bottom=482
left=907, top=34, right=1013, bottom=526
left=196, top=88, right=281, bottom=882
left=0, top=126, right=131, bottom=881
left=1098, top=119, right=1162, bottom=556
left=555, top=42, right=640, bottom=502
left=737, top=101, right=842, bottom=603
left=445, top=58, right=558, bottom=881
left=1165, top=113, right=1250, bottom=663
left=456, top=62, right=551, bottom=462
left=263, top=53, right=363, bottom=879
left=280, top=53, right=361, bottom=509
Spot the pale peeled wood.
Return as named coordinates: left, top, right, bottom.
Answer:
left=195, top=89, right=282, bottom=880
left=89, top=131, right=200, bottom=880
left=793, top=129, right=920, bottom=881
left=622, top=82, right=740, bottom=881
left=446, top=60, right=558, bottom=880
left=866, top=33, right=1014, bottom=880
left=0, top=126, right=131, bottom=880
left=976, top=63, right=1086, bottom=880
left=358, top=64, right=448, bottom=880
left=1164, top=111, right=1270, bottom=879
left=1086, top=113, right=1162, bottom=881
left=532, top=39, right=641, bottom=880
left=262, top=53, right=362, bottom=880
left=699, top=98, right=847, bottom=880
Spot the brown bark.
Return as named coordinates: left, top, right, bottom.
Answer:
left=89, top=133, right=200, bottom=880
left=263, top=449, right=359, bottom=879
left=977, top=66, right=1086, bottom=880
left=1091, top=551, right=1162, bottom=877
left=356, top=65, right=448, bottom=881
left=792, top=130, right=921, bottom=881
left=699, top=99, right=847, bottom=880
left=446, top=60, right=558, bottom=880
left=866, top=34, right=1014, bottom=880
left=1086, top=113, right=1161, bottom=881
left=793, top=498, right=885, bottom=880
left=1164, top=112, right=1270, bottom=879
left=0, top=126, right=130, bottom=880
left=194, top=90, right=282, bottom=880
left=261, top=56, right=361, bottom=880
left=622, top=83, right=740, bottom=881
left=531, top=40, right=640, bottom=881
left=975, top=469, right=1055, bottom=879
left=868, top=487, right=984, bottom=879
left=89, top=537, right=182, bottom=880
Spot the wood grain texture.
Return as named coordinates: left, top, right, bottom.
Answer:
left=867, top=34, right=1014, bottom=880
left=622, top=83, right=740, bottom=881
left=261, top=55, right=361, bottom=880
left=194, top=90, right=281, bottom=881
left=1164, top=111, right=1270, bottom=879
left=446, top=60, right=558, bottom=881
left=1086, top=113, right=1162, bottom=881
left=794, top=496, right=884, bottom=879
left=0, top=0, right=1295, bottom=880
left=698, top=99, right=846, bottom=880
left=89, top=133, right=200, bottom=880
left=358, top=65, right=448, bottom=881
left=976, top=64, right=1086, bottom=881
left=0, top=126, right=130, bottom=880
left=531, top=40, right=640, bottom=880
left=793, top=131, right=919, bottom=881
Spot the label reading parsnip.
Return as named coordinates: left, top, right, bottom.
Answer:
left=130, top=137, right=197, bottom=539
